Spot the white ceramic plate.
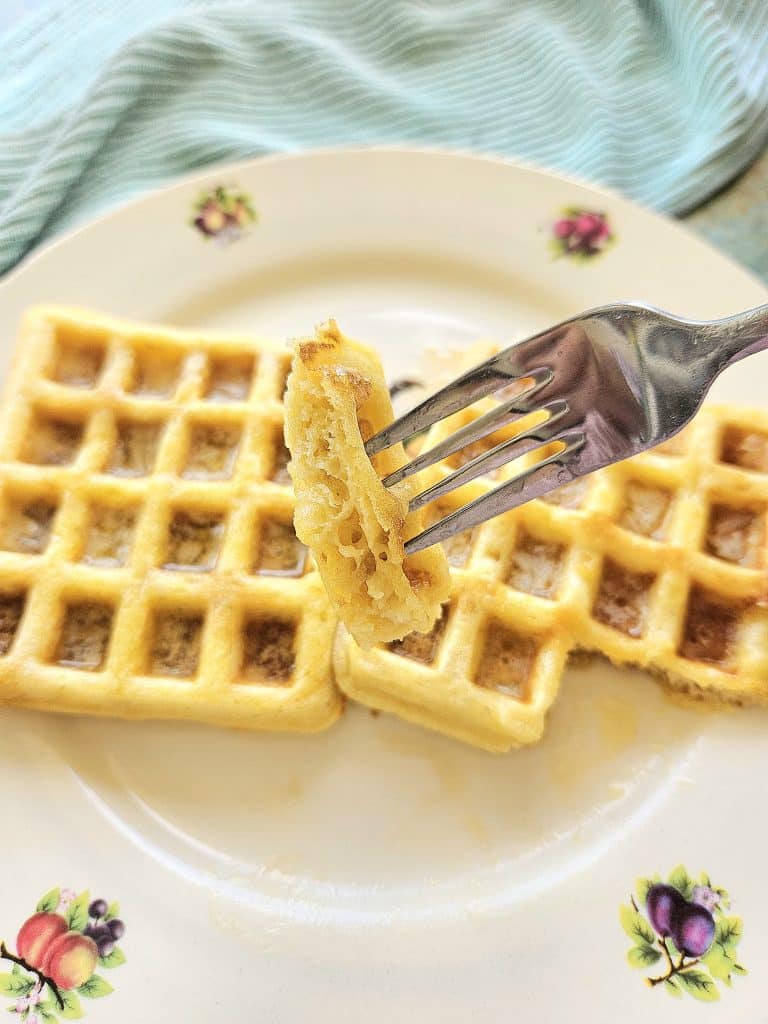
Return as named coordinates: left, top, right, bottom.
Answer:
left=0, top=149, right=766, bottom=1023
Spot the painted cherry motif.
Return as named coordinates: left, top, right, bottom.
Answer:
left=551, top=207, right=614, bottom=259
left=0, top=887, right=126, bottom=1019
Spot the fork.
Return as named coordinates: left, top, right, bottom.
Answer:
left=365, top=302, right=768, bottom=555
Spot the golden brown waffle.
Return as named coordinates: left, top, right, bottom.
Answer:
left=0, top=307, right=341, bottom=732
left=335, top=384, right=768, bottom=751
left=285, top=321, right=449, bottom=647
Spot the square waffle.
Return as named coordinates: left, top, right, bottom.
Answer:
left=0, top=307, right=341, bottom=732
left=334, top=389, right=768, bottom=751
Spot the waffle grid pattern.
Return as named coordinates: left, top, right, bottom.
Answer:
left=0, top=308, right=340, bottom=731
left=335, top=401, right=768, bottom=751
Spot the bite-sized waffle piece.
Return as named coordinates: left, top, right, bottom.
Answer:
left=285, top=320, right=449, bottom=648
left=0, top=307, right=341, bottom=732
left=335, top=377, right=768, bottom=750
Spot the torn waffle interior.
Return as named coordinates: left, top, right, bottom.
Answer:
left=254, top=517, right=306, bottom=575
left=706, top=503, right=763, bottom=568
left=127, top=347, right=182, bottom=398
left=593, top=558, right=655, bottom=638
left=83, top=503, right=138, bottom=567
left=388, top=604, right=450, bottom=664
left=204, top=354, right=255, bottom=402
left=241, top=616, right=296, bottom=683
left=163, top=510, right=225, bottom=571
left=149, top=611, right=203, bottom=678
left=0, top=593, right=25, bottom=656
left=505, top=529, right=564, bottom=598
left=52, top=330, right=106, bottom=388
left=22, top=412, right=83, bottom=466
left=680, top=587, right=743, bottom=667
left=107, top=418, right=163, bottom=477
left=55, top=601, right=113, bottom=671
left=0, top=496, right=56, bottom=554
left=619, top=480, right=672, bottom=539
left=474, top=621, right=536, bottom=699
left=182, top=423, right=241, bottom=480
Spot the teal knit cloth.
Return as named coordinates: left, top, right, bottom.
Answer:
left=1, top=0, right=767, bottom=275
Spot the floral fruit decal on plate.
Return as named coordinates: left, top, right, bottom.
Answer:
left=0, top=887, right=125, bottom=1021
left=620, top=866, right=746, bottom=1002
left=550, top=207, right=614, bottom=260
left=191, top=185, right=257, bottom=243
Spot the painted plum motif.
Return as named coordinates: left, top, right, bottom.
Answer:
left=191, top=185, right=257, bottom=243
left=621, top=866, right=746, bottom=1001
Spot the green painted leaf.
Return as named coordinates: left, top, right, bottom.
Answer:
left=77, top=975, right=113, bottom=999
left=664, top=978, right=683, bottom=999
left=619, top=904, right=655, bottom=945
left=702, top=946, right=732, bottom=982
left=57, top=989, right=83, bottom=1020
left=667, top=864, right=693, bottom=900
left=0, top=972, right=35, bottom=996
left=732, top=963, right=748, bottom=976
left=98, top=947, right=126, bottom=969
left=714, top=916, right=743, bottom=955
left=627, top=944, right=661, bottom=968
left=677, top=969, right=720, bottom=1002
left=36, top=888, right=60, bottom=914
left=104, top=901, right=119, bottom=922
left=66, top=893, right=89, bottom=933
left=38, top=1007, right=58, bottom=1023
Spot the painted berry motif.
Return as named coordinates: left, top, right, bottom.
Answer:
left=620, top=866, right=746, bottom=1001
left=191, top=185, right=257, bottom=243
left=0, top=888, right=125, bottom=1020
left=550, top=207, right=614, bottom=260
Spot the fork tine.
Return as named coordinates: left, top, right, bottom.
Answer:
left=365, top=354, right=552, bottom=456
left=380, top=372, right=552, bottom=488
left=408, top=400, right=570, bottom=512
left=405, top=432, right=586, bottom=555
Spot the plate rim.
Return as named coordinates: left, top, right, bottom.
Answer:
left=3, top=144, right=766, bottom=300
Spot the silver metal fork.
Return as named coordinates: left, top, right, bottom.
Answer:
left=365, top=302, right=768, bottom=555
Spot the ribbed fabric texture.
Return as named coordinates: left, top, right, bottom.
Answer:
left=1, top=0, right=767, bottom=275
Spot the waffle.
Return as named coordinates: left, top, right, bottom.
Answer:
left=284, top=321, right=449, bottom=647
left=0, top=307, right=341, bottom=732
left=335, top=373, right=768, bottom=750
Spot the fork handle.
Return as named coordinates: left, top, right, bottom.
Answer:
left=704, top=303, right=768, bottom=371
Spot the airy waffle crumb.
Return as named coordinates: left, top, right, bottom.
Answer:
left=0, top=306, right=341, bottom=733
left=333, top=338, right=768, bottom=751
left=284, top=320, right=450, bottom=647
